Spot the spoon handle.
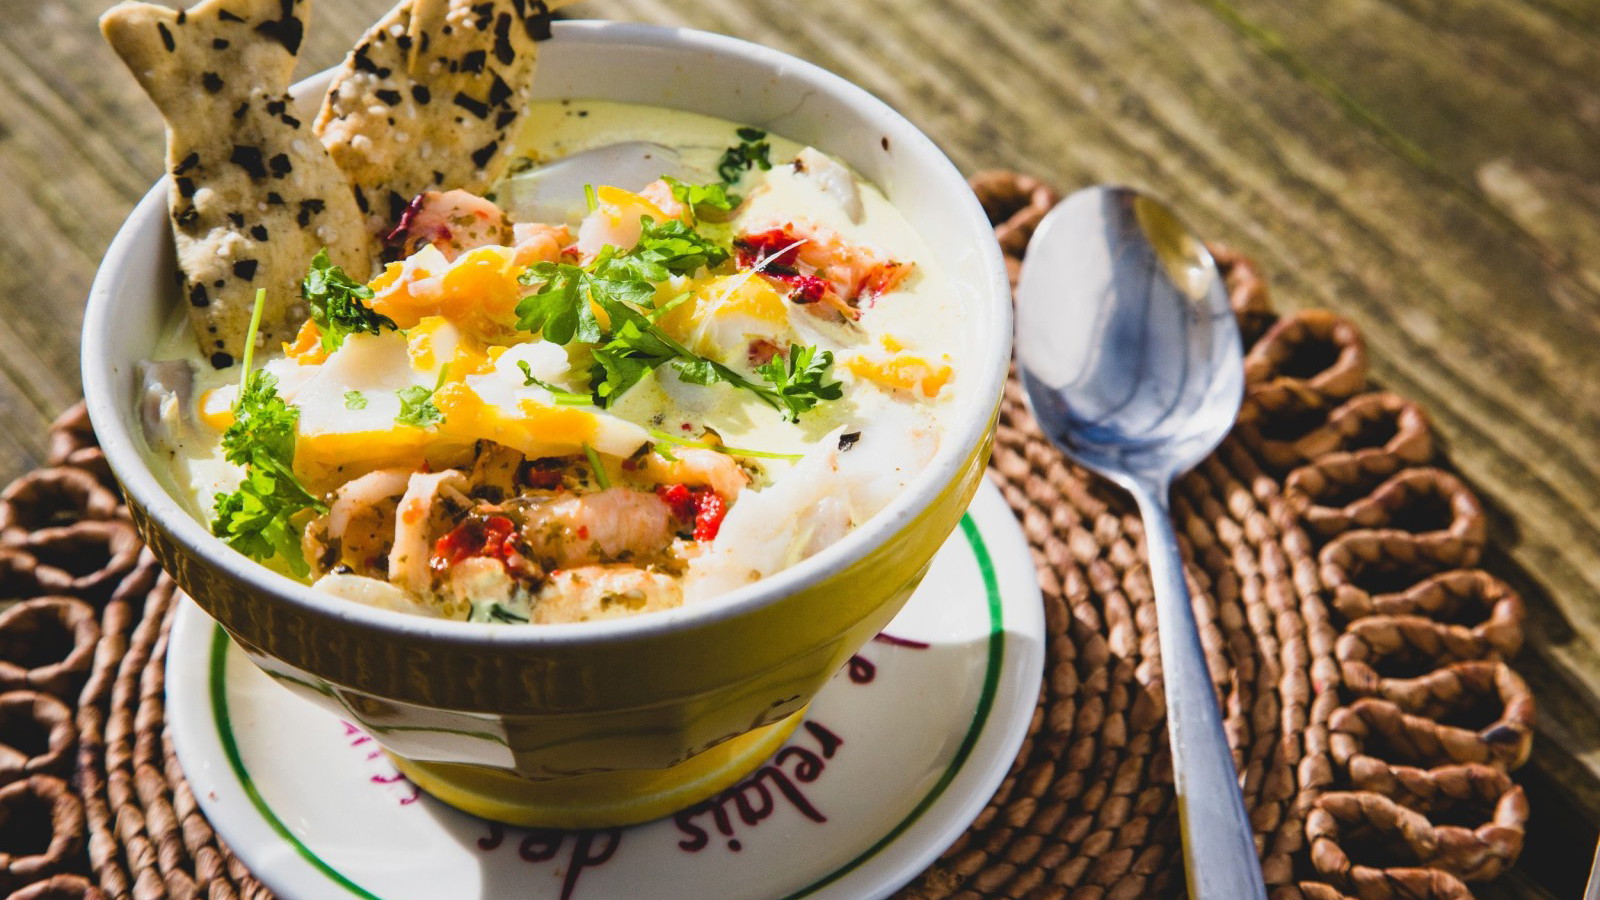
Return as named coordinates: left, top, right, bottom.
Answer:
left=1129, top=477, right=1268, bottom=900
left=1585, top=833, right=1600, bottom=900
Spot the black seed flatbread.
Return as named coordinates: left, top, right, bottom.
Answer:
left=102, top=0, right=373, bottom=368
left=314, top=0, right=568, bottom=240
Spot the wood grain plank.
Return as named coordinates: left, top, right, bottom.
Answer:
left=1518, top=0, right=1600, bottom=37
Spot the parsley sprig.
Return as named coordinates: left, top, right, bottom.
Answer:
left=515, top=261, right=606, bottom=345
left=756, top=344, right=845, bottom=422
left=717, top=127, right=772, bottom=185
left=606, top=217, right=730, bottom=281
left=210, top=289, right=326, bottom=577
left=395, top=365, right=448, bottom=429
left=302, top=249, right=396, bottom=352
left=593, top=291, right=840, bottom=422
left=664, top=176, right=740, bottom=220
left=515, top=220, right=843, bottom=422
left=588, top=310, right=755, bottom=405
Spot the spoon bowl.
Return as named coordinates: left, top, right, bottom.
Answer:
left=1016, top=187, right=1242, bottom=486
left=496, top=140, right=692, bottom=223
left=1015, top=185, right=1263, bottom=899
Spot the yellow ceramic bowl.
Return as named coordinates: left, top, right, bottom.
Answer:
left=82, top=22, right=1011, bottom=828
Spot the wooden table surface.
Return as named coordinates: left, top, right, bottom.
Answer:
left=5, top=0, right=1598, bottom=896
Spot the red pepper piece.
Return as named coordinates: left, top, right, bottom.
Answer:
left=692, top=490, right=727, bottom=542
left=655, top=484, right=727, bottom=541
left=786, top=274, right=829, bottom=305
left=523, top=468, right=563, bottom=490
left=430, top=515, right=517, bottom=571
left=733, top=228, right=804, bottom=269
left=656, top=483, right=695, bottom=521
left=734, top=228, right=839, bottom=307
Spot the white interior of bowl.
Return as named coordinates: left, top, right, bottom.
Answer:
left=82, top=21, right=1012, bottom=646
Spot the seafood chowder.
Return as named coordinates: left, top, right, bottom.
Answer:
left=143, top=102, right=967, bottom=625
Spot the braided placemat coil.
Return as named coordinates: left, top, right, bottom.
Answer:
left=0, top=171, right=1531, bottom=900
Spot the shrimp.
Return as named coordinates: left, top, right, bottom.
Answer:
left=388, top=189, right=513, bottom=260
left=313, top=467, right=412, bottom=576
left=511, top=222, right=571, bottom=267
left=517, top=487, right=676, bottom=568
left=641, top=448, right=747, bottom=500
left=387, top=470, right=472, bottom=595
left=575, top=182, right=691, bottom=259
left=638, top=179, right=692, bottom=222
left=735, top=218, right=912, bottom=319
left=531, top=565, right=681, bottom=624
left=328, top=468, right=411, bottom=541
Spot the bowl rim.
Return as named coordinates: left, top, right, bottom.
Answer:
left=82, top=19, right=1013, bottom=648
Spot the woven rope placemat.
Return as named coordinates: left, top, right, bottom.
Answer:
left=0, top=171, right=1532, bottom=900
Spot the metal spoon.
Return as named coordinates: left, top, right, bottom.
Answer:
left=495, top=141, right=692, bottom=223
left=1585, top=837, right=1600, bottom=900
left=1015, top=185, right=1263, bottom=899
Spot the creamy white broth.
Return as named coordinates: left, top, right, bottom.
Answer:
left=505, top=100, right=965, bottom=469
left=148, top=100, right=967, bottom=617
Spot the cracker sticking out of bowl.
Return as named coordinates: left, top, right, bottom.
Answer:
left=101, top=0, right=373, bottom=368
left=314, top=0, right=567, bottom=240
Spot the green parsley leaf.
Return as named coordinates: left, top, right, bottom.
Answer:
left=613, top=217, right=730, bottom=281
left=586, top=250, right=660, bottom=307
left=343, top=390, right=367, bottom=410
left=396, top=385, right=443, bottom=429
left=718, top=127, right=772, bottom=185
left=512, top=220, right=844, bottom=420
left=302, top=249, right=395, bottom=352
left=757, top=344, right=845, bottom=423
left=516, top=219, right=728, bottom=351
left=395, top=366, right=448, bottom=429
left=515, top=262, right=604, bottom=344
left=664, top=176, right=740, bottom=219
left=589, top=310, right=775, bottom=410
left=220, top=368, right=298, bottom=468
left=590, top=331, right=669, bottom=403
left=212, top=469, right=313, bottom=577
left=210, top=289, right=325, bottom=577
left=669, top=356, right=723, bottom=386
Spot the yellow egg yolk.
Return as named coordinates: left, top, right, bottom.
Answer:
left=367, top=245, right=526, bottom=342
left=846, top=353, right=953, bottom=399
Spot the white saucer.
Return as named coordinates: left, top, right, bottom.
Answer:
left=166, top=480, right=1044, bottom=900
